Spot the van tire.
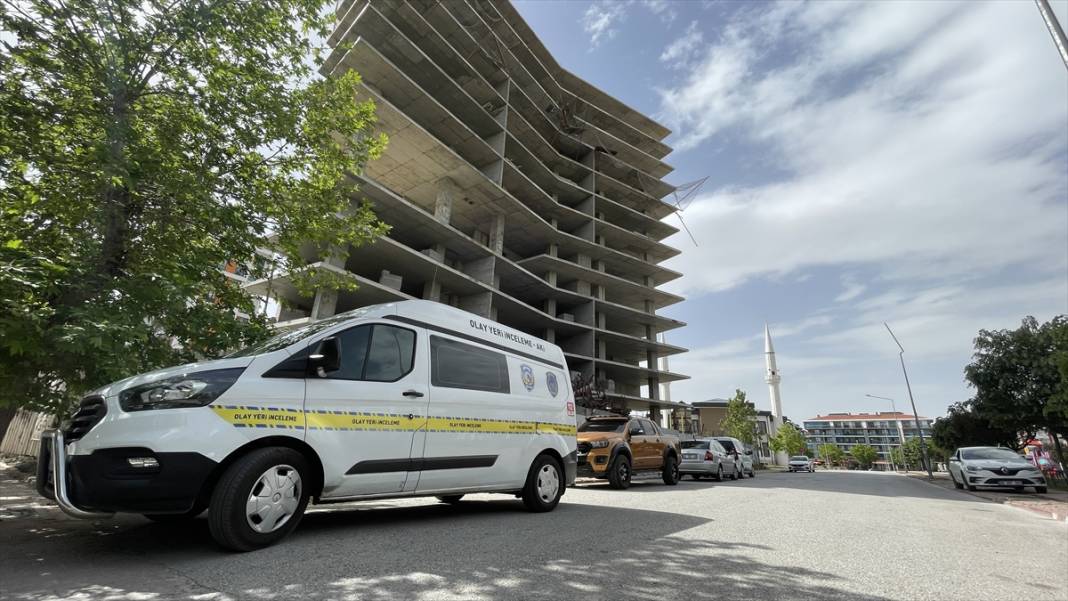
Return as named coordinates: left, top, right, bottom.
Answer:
left=521, top=454, right=563, bottom=512
left=208, top=447, right=310, bottom=552
left=437, top=495, right=464, bottom=504
left=607, top=454, right=632, bottom=490
left=662, top=454, right=680, bottom=485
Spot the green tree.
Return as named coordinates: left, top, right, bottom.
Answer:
left=0, top=0, right=388, bottom=412
left=719, top=388, right=758, bottom=446
left=817, top=443, right=845, bottom=467
left=770, top=422, right=808, bottom=457
left=931, top=401, right=1020, bottom=452
left=889, top=446, right=904, bottom=470
left=965, top=316, right=1068, bottom=461
left=850, top=444, right=879, bottom=469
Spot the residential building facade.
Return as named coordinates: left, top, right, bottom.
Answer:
left=244, top=0, right=688, bottom=416
left=803, top=412, right=934, bottom=464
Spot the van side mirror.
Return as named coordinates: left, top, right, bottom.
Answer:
left=309, top=337, right=341, bottom=376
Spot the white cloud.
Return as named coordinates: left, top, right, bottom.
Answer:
left=660, top=21, right=703, bottom=69
left=655, top=1, right=1068, bottom=418
left=642, top=0, right=677, bottom=24
left=581, top=2, right=627, bottom=48
left=658, top=0, right=1068, bottom=295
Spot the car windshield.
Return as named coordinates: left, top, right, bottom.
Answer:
left=681, top=441, right=710, bottom=450
left=791, top=456, right=809, bottom=461
left=226, top=312, right=362, bottom=358
left=961, top=448, right=1023, bottom=461
left=578, top=420, right=627, bottom=433
left=716, top=439, right=737, bottom=452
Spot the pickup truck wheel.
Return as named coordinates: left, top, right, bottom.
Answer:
left=662, top=455, right=680, bottom=485
left=607, top=455, right=632, bottom=490
left=436, top=495, right=464, bottom=504
left=521, top=454, right=563, bottom=512
left=208, top=447, right=310, bottom=552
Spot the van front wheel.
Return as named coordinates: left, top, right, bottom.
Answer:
left=208, top=447, right=310, bottom=552
left=521, top=454, right=563, bottom=512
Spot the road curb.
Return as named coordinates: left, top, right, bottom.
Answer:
left=907, top=473, right=1068, bottom=524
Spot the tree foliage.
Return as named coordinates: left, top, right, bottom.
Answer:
left=850, top=444, right=879, bottom=469
left=718, top=388, right=758, bottom=445
left=0, top=0, right=388, bottom=412
left=931, top=401, right=1020, bottom=451
left=817, top=443, right=845, bottom=467
left=770, top=422, right=808, bottom=456
left=964, top=316, right=1068, bottom=460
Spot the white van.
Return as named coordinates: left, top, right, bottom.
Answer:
left=37, top=300, right=577, bottom=550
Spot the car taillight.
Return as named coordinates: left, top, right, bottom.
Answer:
left=705, top=451, right=714, bottom=461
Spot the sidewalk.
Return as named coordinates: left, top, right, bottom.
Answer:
left=905, top=470, right=1068, bottom=522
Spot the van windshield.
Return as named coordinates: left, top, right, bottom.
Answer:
left=227, top=312, right=358, bottom=357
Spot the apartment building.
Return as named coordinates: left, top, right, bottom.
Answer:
left=243, top=0, right=688, bottom=416
left=803, top=412, right=935, bottom=463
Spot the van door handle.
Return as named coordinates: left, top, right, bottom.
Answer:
left=402, top=390, right=424, bottom=398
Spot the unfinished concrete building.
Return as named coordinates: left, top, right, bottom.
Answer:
left=246, top=0, right=688, bottom=415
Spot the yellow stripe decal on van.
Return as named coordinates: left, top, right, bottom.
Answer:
left=210, top=405, right=575, bottom=435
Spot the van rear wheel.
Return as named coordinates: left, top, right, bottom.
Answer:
left=208, top=447, right=310, bottom=552
left=521, top=454, right=563, bottom=512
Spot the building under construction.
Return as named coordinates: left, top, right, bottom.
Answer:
left=246, top=0, right=689, bottom=416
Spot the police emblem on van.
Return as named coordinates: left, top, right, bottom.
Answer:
left=546, top=372, right=559, bottom=397
left=520, top=364, right=535, bottom=391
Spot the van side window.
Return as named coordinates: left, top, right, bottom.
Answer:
left=430, top=335, right=510, bottom=393
left=328, top=324, right=416, bottom=382
left=365, top=325, right=415, bottom=381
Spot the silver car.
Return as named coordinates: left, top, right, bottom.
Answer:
left=948, top=446, right=1047, bottom=493
left=788, top=455, right=813, bottom=472
left=713, top=436, right=756, bottom=478
left=679, top=438, right=740, bottom=481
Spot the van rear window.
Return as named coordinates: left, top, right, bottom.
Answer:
left=430, top=336, right=510, bottom=394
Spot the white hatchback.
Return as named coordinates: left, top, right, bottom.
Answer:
left=788, top=455, right=813, bottom=472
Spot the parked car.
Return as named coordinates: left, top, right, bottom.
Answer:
left=679, top=438, right=738, bottom=481
left=576, top=416, right=681, bottom=489
left=713, top=436, right=756, bottom=478
left=788, top=455, right=814, bottom=472
left=948, top=447, right=1047, bottom=493
left=37, top=300, right=577, bottom=551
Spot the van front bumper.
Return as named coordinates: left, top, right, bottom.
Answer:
left=38, top=430, right=217, bottom=516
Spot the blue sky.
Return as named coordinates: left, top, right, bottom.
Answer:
left=513, top=0, right=1068, bottom=421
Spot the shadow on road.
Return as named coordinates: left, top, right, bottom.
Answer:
left=2, top=495, right=893, bottom=601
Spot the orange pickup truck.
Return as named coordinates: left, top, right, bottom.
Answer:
left=576, top=415, right=681, bottom=489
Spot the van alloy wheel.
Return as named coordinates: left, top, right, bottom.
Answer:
left=246, top=464, right=302, bottom=534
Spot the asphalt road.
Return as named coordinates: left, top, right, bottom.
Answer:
left=2, top=469, right=1066, bottom=601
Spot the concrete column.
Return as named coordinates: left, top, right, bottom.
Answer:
left=422, top=279, right=442, bottom=302
left=547, top=243, right=559, bottom=257
left=544, top=328, right=556, bottom=343
left=647, top=376, right=661, bottom=400
left=597, top=312, right=606, bottom=329
left=488, top=213, right=505, bottom=254
left=545, top=270, right=558, bottom=287
left=577, top=253, right=592, bottom=268
left=544, top=298, right=557, bottom=317
left=310, top=288, right=338, bottom=320
left=434, top=178, right=456, bottom=225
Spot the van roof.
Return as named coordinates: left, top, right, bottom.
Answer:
left=337, top=300, right=565, bottom=365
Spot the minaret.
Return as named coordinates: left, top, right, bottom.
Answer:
left=765, top=324, right=788, bottom=466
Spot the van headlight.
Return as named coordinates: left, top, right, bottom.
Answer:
left=119, top=368, right=245, bottom=411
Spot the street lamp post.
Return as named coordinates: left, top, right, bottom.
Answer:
left=865, top=394, right=902, bottom=472
left=884, top=323, right=933, bottom=479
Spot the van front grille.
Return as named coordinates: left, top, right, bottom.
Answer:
left=65, top=396, right=107, bottom=442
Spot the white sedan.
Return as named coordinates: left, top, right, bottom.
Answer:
left=948, top=446, right=1047, bottom=493
left=788, top=455, right=813, bottom=472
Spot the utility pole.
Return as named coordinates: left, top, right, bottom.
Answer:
left=1036, top=0, right=1068, bottom=70
left=884, top=323, right=933, bottom=479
